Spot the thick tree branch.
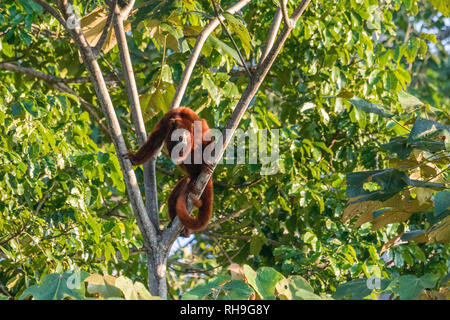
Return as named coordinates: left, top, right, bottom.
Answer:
left=112, top=0, right=160, bottom=231
left=281, top=0, right=293, bottom=28
left=260, top=7, right=282, bottom=63
left=33, top=0, right=159, bottom=251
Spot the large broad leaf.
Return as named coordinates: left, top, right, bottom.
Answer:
left=334, top=278, right=390, bottom=300
left=348, top=97, right=393, bottom=118
left=207, top=35, right=242, bottom=65
left=434, top=190, right=450, bottom=219
left=20, top=271, right=90, bottom=300
left=401, top=230, right=428, bottom=242
left=114, top=276, right=157, bottom=300
left=427, top=216, right=450, bottom=244
left=397, top=91, right=424, bottom=109
left=222, top=12, right=252, bottom=58
left=380, top=135, right=413, bottom=159
left=407, top=117, right=450, bottom=152
left=85, top=274, right=123, bottom=299
left=141, top=81, right=175, bottom=122
left=276, top=276, right=322, bottom=300
left=181, top=276, right=231, bottom=300
left=80, top=6, right=131, bottom=54
left=220, top=280, right=254, bottom=300
left=243, top=265, right=284, bottom=300
left=397, top=274, right=438, bottom=300
left=346, top=169, right=410, bottom=203
left=334, top=278, right=371, bottom=299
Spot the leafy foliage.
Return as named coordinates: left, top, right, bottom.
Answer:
left=19, top=271, right=157, bottom=300
left=0, top=0, right=448, bottom=300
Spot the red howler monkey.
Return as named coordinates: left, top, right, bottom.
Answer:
left=126, top=107, right=213, bottom=236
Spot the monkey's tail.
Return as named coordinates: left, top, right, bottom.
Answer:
left=175, top=177, right=213, bottom=232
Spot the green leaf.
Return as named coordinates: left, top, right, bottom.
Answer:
left=181, top=275, right=231, bottom=300
left=295, top=288, right=322, bottom=300
left=380, top=135, right=413, bottom=159
left=222, top=12, right=252, bottom=57
left=346, top=169, right=410, bottom=202
left=429, top=0, right=450, bottom=16
left=250, top=234, right=267, bottom=256
left=114, top=276, right=157, bottom=300
left=276, top=275, right=320, bottom=300
left=221, top=280, right=254, bottom=300
left=207, top=35, right=241, bottom=65
left=407, top=118, right=450, bottom=152
left=434, top=191, right=450, bottom=221
left=334, top=278, right=371, bottom=299
left=202, top=75, right=220, bottom=102
left=397, top=91, right=424, bottom=109
left=85, top=274, right=124, bottom=299
left=348, top=97, right=393, bottom=118
left=420, top=32, right=437, bottom=43
left=20, top=271, right=90, bottom=300
left=398, top=274, right=438, bottom=300
left=244, top=265, right=284, bottom=300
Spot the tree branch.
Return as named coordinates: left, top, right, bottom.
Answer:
left=211, top=0, right=252, bottom=77
left=260, top=7, right=282, bottom=63
left=168, top=259, right=215, bottom=276
left=170, top=0, right=251, bottom=110
left=215, top=177, right=264, bottom=189
left=206, top=232, right=283, bottom=247
left=112, top=0, right=160, bottom=231
left=92, top=0, right=117, bottom=57
left=209, top=233, right=233, bottom=264
left=280, top=0, right=293, bottom=28
left=32, top=0, right=67, bottom=27
left=207, top=206, right=251, bottom=229
left=34, top=0, right=159, bottom=250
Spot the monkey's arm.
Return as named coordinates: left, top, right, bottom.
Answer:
left=127, top=118, right=169, bottom=165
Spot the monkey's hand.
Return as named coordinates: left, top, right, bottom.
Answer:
left=124, top=150, right=138, bottom=165
left=189, top=195, right=203, bottom=208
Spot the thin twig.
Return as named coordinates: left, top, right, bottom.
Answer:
left=209, top=234, right=233, bottom=264
left=168, top=259, right=215, bottom=276
left=215, top=177, right=264, bottom=189
left=169, top=0, right=251, bottom=110
left=34, top=181, right=57, bottom=215
left=211, top=0, right=252, bottom=77
left=92, top=0, right=117, bottom=56
left=33, top=0, right=67, bottom=27
left=208, top=206, right=251, bottom=229
left=0, top=62, right=113, bottom=139
left=208, top=232, right=283, bottom=247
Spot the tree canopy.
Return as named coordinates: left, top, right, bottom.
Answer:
left=0, top=0, right=449, bottom=300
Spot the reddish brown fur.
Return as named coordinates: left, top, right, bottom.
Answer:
left=127, top=107, right=214, bottom=235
